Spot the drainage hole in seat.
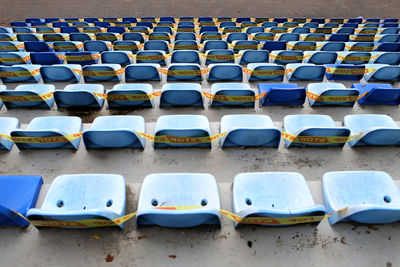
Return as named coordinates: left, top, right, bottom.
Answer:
left=384, top=195, right=392, bottom=203
left=151, top=199, right=158, bottom=206
left=107, top=200, right=113, bottom=207
left=201, top=199, right=208, bottom=206
left=57, top=200, right=64, bottom=208
left=245, top=198, right=252, bottom=205
left=272, top=204, right=275, bottom=208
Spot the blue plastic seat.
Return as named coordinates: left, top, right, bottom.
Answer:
left=128, top=26, right=150, bottom=35
left=222, top=26, right=242, bottom=34
left=258, top=83, right=305, bottom=106
left=232, top=40, right=258, bottom=53
left=205, top=50, right=235, bottom=64
left=363, top=64, right=400, bottom=82
left=381, top=28, right=400, bottom=34
left=82, top=26, right=104, bottom=34
left=154, top=115, right=211, bottom=148
left=176, top=25, right=195, bottom=33
left=0, top=117, right=19, bottom=150
left=73, top=22, right=90, bottom=28
left=10, top=22, right=28, bottom=27
left=103, top=17, right=119, bottom=23
left=125, top=63, right=161, bottom=81
left=303, top=22, right=320, bottom=28
left=27, top=174, right=126, bottom=228
left=0, top=84, right=55, bottom=108
left=287, top=41, right=317, bottom=51
left=0, top=65, right=41, bottom=83
left=69, top=33, right=94, bottom=42
left=122, top=17, right=137, bottom=23
left=285, top=63, right=326, bottom=81
left=136, top=51, right=166, bottom=65
left=83, top=63, right=123, bottom=82
left=371, top=52, right=400, bottom=65
left=136, top=173, right=220, bottom=228
left=0, top=33, right=18, bottom=41
left=233, top=172, right=326, bottom=226
left=26, top=18, right=42, bottom=23
left=0, top=41, right=24, bottom=52
left=24, top=41, right=53, bottom=52
left=144, top=40, right=170, bottom=53
left=303, top=51, right=337, bottom=64
left=84, top=17, right=99, bottom=23
left=377, top=42, right=400, bottom=52
left=220, top=115, right=280, bottom=147
left=337, top=51, right=371, bottom=64
left=322, top=171, right=400, bottom=225
left=60, top=26, right=80, bottom=34
left=53, top=41, right=84, bottom=52
left=101, top=51, right=134, bottom=66
left=269, top=27, right=288, bottom=34
left=300, top=33, right=327, bottom=42
left=246, top=63, right=285, bottom=81
left=175, top=32, right=196, bottom=41
left=200, top=32, right=222, bottom=43
left=43, top=33, right=69, bottom=42
left=245, top=26, right=264, bottom=35
left=276, top=33, right=299, bottom=42
left=352, top=83, right=400, bottom=105
left=283, top=114, right=350, bottom=148
left=239, top=50, right=269, bottom=64
left=325, top=64, right=365, bottom=80
left=251, top=32, right=274, bottom=43
left=282, top=22, right=299, bottom=28
left=207, top=64, right=243, bottom=81
left=0, top=175, right=43, bottom=226
left=11, top=116, right=82, bottom=150
left=291, top=27, right=311, bottom=34
left=153, top=26, right=173, bottom=35
left=199, top=26, right=218, bottom=34
left=344, top=114, right=400, bottom=147
left=107, top=83, right=154, bottom=108
left=203, top=40, right=228, bottom=51
left=54, top=84, right=104, bottom=109
left=84, top=40, right=112, bottom=52
left=13, top=27, right=33, bottom=33
left=307, top=82, right=359, bottom=106
left=40, top=64, right=82, bottom=83
left=149, top=32, right=171, bottom=43
left=65, top=51, right=100, bottom=65
left=52, top=22, right=69, bottom=28
left=96, top=32, right=120, bottom=43
left=261, top=22, right=278, bottom=28
left=345, top=42, right=377, bottom=52
left=17, top=33, right=43, bottom=42
left=318, top=41, right=345, bottom=51
left=113, top=41, right=140, bottom=53
left=107, top=26, right=126, bottom=34
left=173, top=40, right=198, bottom=50
left=209, top=83, right=254, bottom=107
left=0, top=52, right=31, bottom=65
left=167, top=63, right=202, bottom=81
left=269, top=50, right=303, bottom=64
left=160, top=83, right=203, bottom=107
left=83, top=116, right=145, bottom=149
left=226, top=32, right=248, bottom=43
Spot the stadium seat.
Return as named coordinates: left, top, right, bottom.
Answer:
left=222, top=26, right=242, bottom=34
left=0, top=41, right=24, bottom=52
left=291, top=27, right=311, bottom=34
left=200, top=32, right=222, bottom=43
left=149, top=32, right=172, bottom=43
left=352, top=83, right=400, bottom=105
left=220, top=115, right=281, bottom=147
left=125, top=63, right=161, bottom=81
left=40, top=64, right=82, bottom=82
left=83, top=116, right=145, bottom=149
left=209, top=83, right=254, bottom=107
left=10, top=116, right=82, bottom=150
left=219, top=22, right=236, bottom=28
left=325, top=64, right=365, bottom=80
left=69, top=33, right=94, bottom=42
left=233, top=172, right=326, bottom=226
left=0, top=65, right=41, bottom=83
left=285, top=63, right=326, bottom=81
left=83, top=26, right=104, bottom=34
left=344, top=114, right=400, bottom=147
left=287, top=41, right=317, bottom=51
left=232, top=40, right=258, bottom=53
left=239, top=50, right=269, bottom=64
left=317, top=42, right=346, bottom=51
left=0, top=117, right=19, bottom=150
left=24, top=41, right=53, bottom=52
left=303, top=51, right=338, bottom=64
left=136, top=173, right=221, bottom=228
left=60, top=26, right=80, bottom=34
left=43, top=33, right=69, bottom=42
left=0, top=33, right=17, bottom=42
left=276, top=33, right=299, bottom=42
left=0, top=175, right=43, bottom=226
left=345, top=42, right=377, bottom=52
left=65, top=51, right=100, bottom=65
left=153, top=26, right=174, bottom=35
left=101, top=51, right=134, bottom=66
left=269, top=50, right=303, bottom=64
left=227, top=33, right=248, bottom=43
left=52, top=22, right=69, bottom=28
left=31, top=52, right=64, bottom=65
left=95, top=32, right=120, bottom=43
left=84, top=40, right=112, bottom=52
left=153, top=115, right=211, bottom=148
left=261, top=22, right=278, bottom=28
left=173, top=40, right=198, bottom=50
left=0, top=84, right=54, bottom=108
left=246, top=63, right=285, bottom=81
left=144, top=40, right=170, bottom=53
left=82, top=63, right=123, bottom=82
left=175, top=32, right=196, bottom=41
left=207, top=64, right=243, bottom=81
left=136, top=51, right=166, bottom=65
left=128, top=26, right=150, bottom=35
left=283, top=114, right=350, bottom=148
left=245, top=26, right=264, bottom=35
left=0, top=52, right=31, bottom=65
left=171, top=50, right=200, bottom=64
left=202, top=40, right=228, bottom=51
left=166, top=63, right=202, bottom=81
left=17, top=33, right=43, bottom=42
left=52, top=41, right=84, bottom=52
left=322, top=171, right=400, bottom=225
left=205, top=50, right=235, bottom=64
left=336, top=51, right=371, bottom=65
left=27, top=174, right=126, bottom=229
left=371, top=52, right=400, bottom=65
left=363, top=64, right=400, bottom=81
left=54, top=84, right=104, bottom=109
left=251, top=32, right=275, bottom=43
left=160, top=83, right=203, bottom=107
left=107, top=83, right=154, bottom=109
left=258, top=83, right=306, bottom=105
left=113, top=41, right=140, bottom=53
left=307, top=82, right=359, bottom=106
left=269, top=27, right=288, bottom=34
left=107, top=26, right=126, bottom=34
left=12, top=27, right=32, bottom=33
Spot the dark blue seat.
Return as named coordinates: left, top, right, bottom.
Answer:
left=258, top=83, right=306, bottom=106
left=30, top=52, right=64, bottom=65
left=261, top=41, right=286, bottom=52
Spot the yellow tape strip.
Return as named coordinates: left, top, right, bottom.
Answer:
left=337, top=55, right=371, bottom=61
left=0, top=92, right=53, bottom=102
left=93, top=91, right=161, bottom=101
left=66, top=54, right=100, bottom=61
left=269, top=54, right=304, bottom=61
left=0, top=55, right=30, bottom=63
left=202, top=91, right=267, bottom=102
left=281, top=132, right=350, bottom=144
left=11, top=132, right=82, bottom=144
left=0, top=69, right=40, bottom=77
left=0, top=133, right=13, bottom=141
left=306, top=92, right=358, bottom=102
left=325, top=67, right=365, bottom=75
left=138, top=132, right=227, bottom=144
left=83, top=69, right=124, bottom=76
left=242, top=68, right=285, bottom=76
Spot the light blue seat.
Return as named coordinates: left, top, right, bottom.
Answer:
left=325, top=64, right=365, bottom=80
left=107, top=84, right=154, bottom=109
left=226, top=32, right=248, bottom=43
left=291, top=27, right=311, bottom=34
left=283, top=114, right=350, bottom=148
left=251, top=32, right=275, bottom=43
left=0, top=33, right=17, bottom=42
left=144, top=40, right=170, bottom=53
left=0, top=175, right=43, bottom=226
left=363, top=64, right=400, bottom=82
left=222, top=26, right=242, bottom=34
left=258, top=83, right=306, bottom=106
left=205, top=50, right=235, bottom=64
left=65, top=51, right=100, bottom=65
left=376, top=34, right=400, bottom=43
left=153, top=26, right=173, bottom=35
left=317, top=41, right=345, bottom=51
left=84, top=40, right=112, bottom=52
left=345, top=42, right=377, bottom=52
left=220, top=115, right=281, bottom=147
left=0, top=41, right=24, bottom=52
left=83, top=116, right=145, bottom=149
left=322, top=171, right=400, bottom=225
left=0, top=84, right=55, bottom=109
left=269, top=27, right=288, bottom=34
left=54, top=84, right=104, bottom=109
left=203, top=40, right=228, bottom=51
left=344, top=114, right=400, bottom=147
left=175, top=32, right=196, bottom=41
left=0, top=117, right=19, bottom=150
left=123, top=32, right=146, bottom=43
left=207, top=64, right=243, bottom=81
left=83, top=63, right=123, bottom=82
left=171, top=50, right=200, bottom=64
left=352, top=83, right=400, bottom=105
left=232, top=40, right=258, bottom=53
left=173, top=40, right=198, bottom=50
left=285, top=63, right=326, bottom=81
left=371, top=52, right=400, bottom=65
left=27, top=174, right=126, bottom=229
left=269, top=50, right=303, bottom=64
left=219, top=22, right=236, bottom=28
left=0, top=52, right=31, bottom=65
left=101, top=51, right=134, bottom=66
left=10, top=116, right=82, bottom=150
left=154, top=115, right=211, bottom=148
left=303, top=51, right=338, bottom=64
left=246, top=26, right=264, bottom=35
left=136, top=50, right=166, bottom=65
left=246, top=63, right=284, bottom=81
left=160, top=83, right=203, bottom=107
left=113, top=41, right=140, bottom=53
left=128, top=26, right=150, bottom=35
left=239, top=50, right=269, bottom=64
left=276, top=33, right=299, bottom=42
left=210, top=83, right=254, bottom=107
left=0, top=64, right=41, bottom=83
left=336, top=51, right=371, bottom=65
left=149, top=32, right=171, bottom=43
left=200, top=32, right=223, bottom=43
left=136, top=173, right=221, bottom=228
left=233, top=172, right=326, bottom=227
left=40, top=64, right=82, bottom=83
left=307, top=82, right=359, bottom=106
left=381, top=28, right=400, bottom=34
left=167, top=63, right=202, bottom=81
left=125, top=63, right=161, bottom=81
left=43, top=33, right=69, bottom=42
